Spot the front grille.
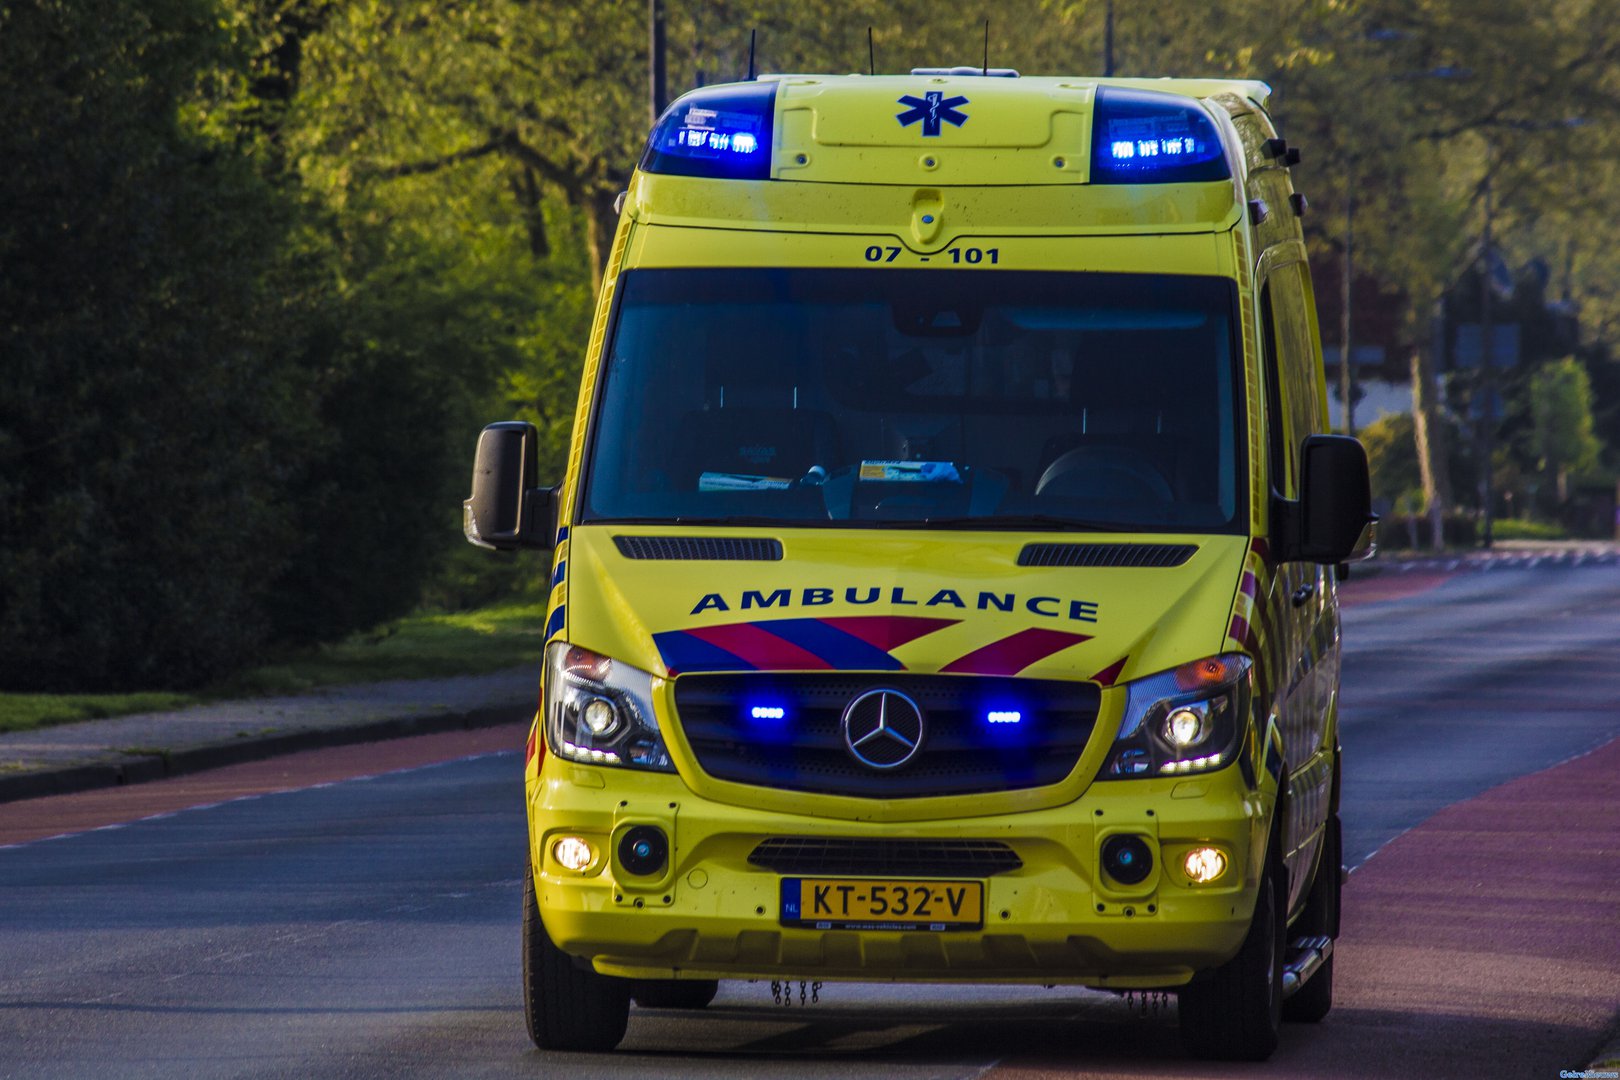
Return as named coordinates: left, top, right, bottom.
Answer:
left=613, top=535, right=783, bottom=561
left=674, top=673, right=1099, bottom=798
left=749, top=837, right=1023, bottom=877
left=1017, top=542, right=1197, bottom=568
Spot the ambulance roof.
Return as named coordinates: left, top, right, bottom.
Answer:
left=641, top=72, right=1268, bottom=187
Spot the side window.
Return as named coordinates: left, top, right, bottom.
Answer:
left=1259, top=282, right=1293, bottom=497
left=1260, top=261, right=1324, bottom=498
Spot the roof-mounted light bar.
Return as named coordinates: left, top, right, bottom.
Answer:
left=1089, top=86, right=1230, bottom=185
left=640, top=82, right=777, bottom=181
left=910, top=66, right=1020, bottom=78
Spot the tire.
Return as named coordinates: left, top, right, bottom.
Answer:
left=1178, top=852, right=1285, bottom=1061
left=522, top=865, right=631, bottom=1052
left=632, top=979, right=720, bottom=1010
left=1283, top=812, right=1341, bottom=1024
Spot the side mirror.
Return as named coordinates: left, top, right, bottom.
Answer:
left=463, top=421, right=557, bottom=551
left=1277, top=434, right=1377, bottom=564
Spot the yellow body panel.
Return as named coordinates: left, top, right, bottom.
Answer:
left=530, top=758, right=1267, bottom=986
left=522, top=71, right=1335, bottom=990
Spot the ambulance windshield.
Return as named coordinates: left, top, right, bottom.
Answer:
left=583, top=268, right=1243, bottom=532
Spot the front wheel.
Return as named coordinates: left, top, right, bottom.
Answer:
left=522, top=865, right=631, bottom=1051
left=1178, top=854, right=1285, bottom=1060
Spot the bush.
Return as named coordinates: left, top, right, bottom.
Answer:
left=0, top=0, right=318, bottom=690
left=1490, top=518, right=1568, bottom=541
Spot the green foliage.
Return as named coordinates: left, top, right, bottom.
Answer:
left=0, top=0, right=317, bottom=689
left=1490, top=517, right=1569, bottom=541
left=0, top=692, right=196, bottom=736
left=1530, top=357, right=1603, bottom=483
left=0, top=599, right=545, bottom=733
left=1359, top=413, right=1424, bottom=509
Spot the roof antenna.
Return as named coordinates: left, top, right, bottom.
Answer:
left=982, top=19, right=989, bottom=76
left=746, top=28, right=757, bottom=81
left=868, top=26, right=875, bottom=76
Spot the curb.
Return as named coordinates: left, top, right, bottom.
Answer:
left=0, top=701, right=531, bottom=806
left=1590, top=1021, right=1620, bottom=1074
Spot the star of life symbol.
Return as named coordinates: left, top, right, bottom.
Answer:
left=896, top=91, right=970, bottom=137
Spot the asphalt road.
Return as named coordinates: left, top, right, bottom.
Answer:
left=2, top=563, right=1618, bottom=1079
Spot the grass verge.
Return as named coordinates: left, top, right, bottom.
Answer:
left=0, top=600, right=547, bottom=735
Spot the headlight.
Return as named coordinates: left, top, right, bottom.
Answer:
left=543, top=643, right=674, bottom=771
left=1096, top=654, right=1252, bottom=779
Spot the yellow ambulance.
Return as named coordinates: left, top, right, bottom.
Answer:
left=465, top=67, right=1373, bottom=1062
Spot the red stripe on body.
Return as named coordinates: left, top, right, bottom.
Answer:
left=817, top=615, right=960, bottom=651
left=1228, top=614, right=1251, bottom=644
left=940, top=628, right=1092, bottom=676
left=1228, top=613, right=1272, bottom=697
left=686, top=623, right=833, bottom=670
left=1090, top=656, right=1129, bottom=686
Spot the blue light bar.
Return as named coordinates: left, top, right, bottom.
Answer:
left=750, top=706, right=786, bottom=720
left=1090, top=86, right=1230, bottom=185
left=640, top=82, right=777, bottom=181
left=987, top=710, right=1022, bottom=724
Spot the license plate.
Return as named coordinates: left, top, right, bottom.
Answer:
left=779, top=877, right=983, bottom=931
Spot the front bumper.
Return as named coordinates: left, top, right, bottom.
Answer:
left=529, top=762, right=1269, bottom=989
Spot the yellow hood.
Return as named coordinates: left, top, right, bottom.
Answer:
left=558, top=527, right=1247, bottom=687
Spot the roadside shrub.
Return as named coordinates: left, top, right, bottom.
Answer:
left=1490, top=518, right=1568, bottom=541
left=0, top=0, right=316, bottom=689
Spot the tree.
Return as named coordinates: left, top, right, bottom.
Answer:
left=1530, top=356, right=1603, bottom=507
left=0, top=0, right=320, bottom=688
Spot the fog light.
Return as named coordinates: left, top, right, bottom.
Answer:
left=583, top=698, right=618, bottom=736
left=552, top=835, right=595, bottom=872
left=618, top=825, right=668, bottom=877
left=1100, top=834, right=1154, bottom=886
left=1183, top=846, right=1227, bottom=884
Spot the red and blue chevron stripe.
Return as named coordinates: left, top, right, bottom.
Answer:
left=654, top=615, right=1091, bottom=677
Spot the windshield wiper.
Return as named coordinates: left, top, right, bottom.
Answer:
left=907, top=514, right=1133, bottom=531
left=666, top=515, right=828, bottom=527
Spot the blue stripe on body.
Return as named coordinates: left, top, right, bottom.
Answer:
left=653, top=630, right=755, bottom=675
left=544, top=605, right=566, bottom=639
left=759, top=618, right=905, bottom=671
left=550, top=559, right=567, bottom=588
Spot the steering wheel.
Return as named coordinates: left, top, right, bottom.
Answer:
left=1034, top=446, right=1173, bottom=503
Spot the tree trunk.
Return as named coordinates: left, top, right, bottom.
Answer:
left=1410, top=344, right=1451, bottom=551
left=583, top=186, right=624, bottom=296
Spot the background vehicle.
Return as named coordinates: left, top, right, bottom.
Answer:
left=465, top=67, right=1372, bottom=1062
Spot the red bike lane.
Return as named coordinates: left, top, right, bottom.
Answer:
left=993, top=732, right=1620, bottom=1079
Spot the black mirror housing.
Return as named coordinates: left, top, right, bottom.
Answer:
left=463, top=421, right=557, bottom=551
left=1275, top=434, right=1377, bottom=564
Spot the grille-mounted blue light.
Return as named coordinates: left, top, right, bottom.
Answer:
left=986, top=710, right=1022, bottom=724
left=640, top=82, right=777, bottom=181
left=1090, top=86, right=1230, bottom=185
left=742, top=699, right=792, bottom=745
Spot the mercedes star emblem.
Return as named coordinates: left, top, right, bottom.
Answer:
left=841, top=688, right=925, bottom=770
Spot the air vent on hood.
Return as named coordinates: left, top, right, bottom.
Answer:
left=1017, top=542, right=1197, bottom=568
left=613, top=536, right=783, bottom=561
